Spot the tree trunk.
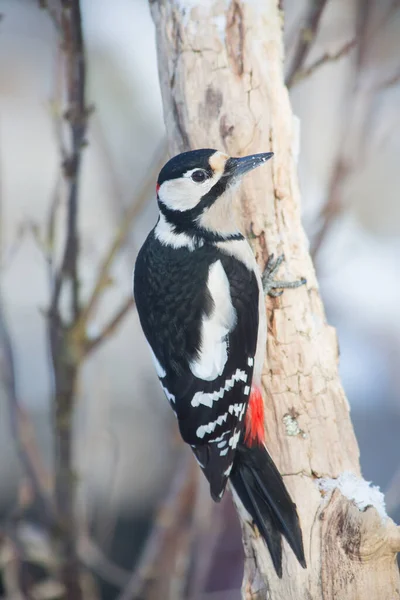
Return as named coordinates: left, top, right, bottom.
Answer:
left=149, top=1, right=400, bottom=598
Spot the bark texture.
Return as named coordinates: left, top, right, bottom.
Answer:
left=149, top=1, right=400, bottom=598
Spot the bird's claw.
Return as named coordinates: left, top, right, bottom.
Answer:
left=262, top=253, right=306, bottom=297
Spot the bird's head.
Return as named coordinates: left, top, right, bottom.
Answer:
left=156, top=149, right=273, bottom=241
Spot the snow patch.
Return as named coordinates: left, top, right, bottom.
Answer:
left=213, top=15, right=226, bottom=42
left=317, top=471, right=387, bottom=522
left=174, top=0, right=229, bottom=40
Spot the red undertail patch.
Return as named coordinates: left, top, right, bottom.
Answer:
left=245, top=386, right=265, bottom=446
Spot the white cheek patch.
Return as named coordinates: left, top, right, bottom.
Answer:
left=157, top=155, right=227, bottom=213
left=158, top=168, right=221, bottom=212
left=158, top=178, right=205, bottom=211
left=189, top=260, right=237, bottom=381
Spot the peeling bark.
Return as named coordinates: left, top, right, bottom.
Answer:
left=149, top=0, right=400, bottom=597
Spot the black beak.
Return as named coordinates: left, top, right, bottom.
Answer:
left=225, top=152, right=274, bottom=179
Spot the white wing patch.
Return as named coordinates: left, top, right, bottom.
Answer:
left=228, top=429, right=241, bottom=449
left=189, top=260, right=236, bottom=381
left=228, top=403, right=244, bottom=417
left=191, top=368, right=247, bottom=408
left=196, top=412, right=228, bottom=439
left=209, top=431, right=229, bottom=443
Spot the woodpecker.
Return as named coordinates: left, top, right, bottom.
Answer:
left=133, top=149, right=307, bottom=577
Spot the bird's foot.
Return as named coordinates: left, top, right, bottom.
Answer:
left=262, top=253, right=306, bottom=297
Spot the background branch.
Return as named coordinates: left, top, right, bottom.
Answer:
left=290, top=38, right=356, bottom=87
left=75, top=140, right=167, bottom=338
left=285, top=0, right=329, bottom=88
left=45, top=1, right=89, bottom=598
left=117, top=452, right=197, bottom=600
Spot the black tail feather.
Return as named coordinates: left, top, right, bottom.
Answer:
left=230, top=443, right=306, bottom=578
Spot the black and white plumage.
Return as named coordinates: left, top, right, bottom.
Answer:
left=134, top=149, right=306, bottom=576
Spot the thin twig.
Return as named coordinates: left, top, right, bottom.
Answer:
left=290, top=39, right=357, bottom=87
left=116, top=452, right=197, bottom=600
left=0, top=296, right=54, bottom=525
left=310, top=0, right=383, bottom=259
left=311, top=159, right=348, bottom=259
left=285, top=0, right=329, bottom=88
left=78, top=534, right=131, bottom=588
left=38, top=0, right=62, bottom=32
left=45, top=177, right=63, bottom=284
left=186, top=475, right=223, bottom=600
left=2, top=529, right=35, bottom=600
left=75, top=141, right=167, bottom=335
left=84, top=296, right=135, bottom=355
left=372, top=70, right=400, bottom=91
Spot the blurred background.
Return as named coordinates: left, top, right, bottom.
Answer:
left=0, top=0, right=399, bottom=598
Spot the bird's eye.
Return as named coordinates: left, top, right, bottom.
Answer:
left=191, top=170, right=207, bottom=183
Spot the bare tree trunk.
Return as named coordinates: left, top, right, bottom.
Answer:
left=149, top=1, right=400, bottom=598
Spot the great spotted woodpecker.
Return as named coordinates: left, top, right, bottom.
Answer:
left=133, top=149, right=306, bottom=576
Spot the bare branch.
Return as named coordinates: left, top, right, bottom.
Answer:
left=290, top=38, right=357, bottom=87
left=285, top=0, right=329, bottom=88
left=45, top=2, right=90, bottom=598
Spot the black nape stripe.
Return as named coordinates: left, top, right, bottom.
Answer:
left=159, top=200, right=244, bottom=244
